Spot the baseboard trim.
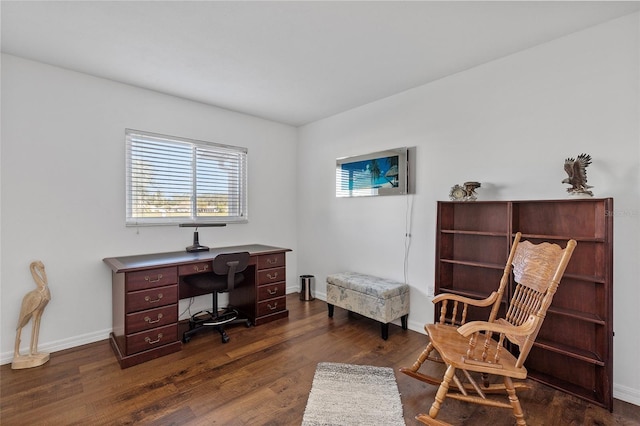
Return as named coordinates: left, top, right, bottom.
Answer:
left=0, top=328, right=111, bottom=365
left=614, top=383, right=640, bottom=406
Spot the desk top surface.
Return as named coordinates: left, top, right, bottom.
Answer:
left=103, top=244, right=291, bottom=273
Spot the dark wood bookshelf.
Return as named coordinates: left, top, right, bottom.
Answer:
left=435, top=198, right=613, bottom=410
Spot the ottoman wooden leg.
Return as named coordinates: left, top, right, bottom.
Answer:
left=327, top=304, right=334, bottom=318
left=401, top=314, right=408, bottom=330
left=381, top=323, right=389, bottom=340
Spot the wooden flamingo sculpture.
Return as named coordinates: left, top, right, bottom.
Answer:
left=12, top=261, right=52, bottom=369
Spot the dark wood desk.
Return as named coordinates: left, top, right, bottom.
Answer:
left=104, top=244, right=291, bottom=368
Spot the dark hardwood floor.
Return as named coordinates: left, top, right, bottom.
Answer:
left=2, top=293, right=638, bottom=425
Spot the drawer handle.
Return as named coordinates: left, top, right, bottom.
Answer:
left=266, top=272, right=279, bottom=280
left=145, top=274, right=163, bottom=283
left=267, top=288, right=278, bottom=295
left=144, top=293, right=164, bottom=303
left=193, top=265, right=208, bottom=273
left=267, top=302, right=278, bottom=311
left=266, top=257, right=278, bottom=265
left=144, top=313, right=164, bottom=324
left=144, top=333, right=163, bottom=345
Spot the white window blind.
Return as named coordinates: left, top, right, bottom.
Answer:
left=126, top=129, right=248, bottom=226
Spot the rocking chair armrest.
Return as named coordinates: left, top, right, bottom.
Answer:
left=457, top=315, right=538, bottom=338
left=432, top=291, right=499, bottom=308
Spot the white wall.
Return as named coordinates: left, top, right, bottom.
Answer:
left=297, top=13, right=640, bottom=405
left=0, top=54, right=298, bottom=362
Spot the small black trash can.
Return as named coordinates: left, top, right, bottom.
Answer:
left=300, top=275, right=315, bottom=301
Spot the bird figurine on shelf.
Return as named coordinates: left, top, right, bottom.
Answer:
left=12, top=261, right=52, bottom=369
left=562, top=153, right=593, bottom=197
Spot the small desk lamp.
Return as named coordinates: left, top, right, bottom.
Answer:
left=179, top=223, right=227, bottom=253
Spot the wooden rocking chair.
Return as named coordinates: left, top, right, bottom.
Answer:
left=400, top=232, right=576, bottom=426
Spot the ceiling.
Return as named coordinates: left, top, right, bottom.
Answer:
left=2, top=1, right=639, bottom=127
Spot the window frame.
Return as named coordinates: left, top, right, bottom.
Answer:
left=125, top=129, right=248, bottom=226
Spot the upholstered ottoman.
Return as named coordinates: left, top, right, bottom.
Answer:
left=326, top=272, right=410, bottom=340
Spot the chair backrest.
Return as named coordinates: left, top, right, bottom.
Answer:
left=212, top=252, right=250, bottom=291
left=447, top=233, right=576, bottom=370
left=499, top=237, right=576, bottom=367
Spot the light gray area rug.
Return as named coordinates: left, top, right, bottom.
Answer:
left=301, top=362, right=405, bottom=426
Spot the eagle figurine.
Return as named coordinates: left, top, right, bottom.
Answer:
left=562, top=153, right=593, bottom=196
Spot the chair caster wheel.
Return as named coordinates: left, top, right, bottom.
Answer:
left=245, top=320, right=252, bottom=327
left=221, top=335, right=230, bottom=344
left=182, top=335, right=191, bottom=343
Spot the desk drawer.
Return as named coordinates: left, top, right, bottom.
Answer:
left=178, top=262, right=212, bottom=276
left=258, top=267, right=285, bottom=285
left=126, top=305, right=178, bottom=334
left=257, top=296, right=286, bottom=317
left=126, top=324, right=178, bottom=355
left=257, top=253, right=285, bottom=269
left=126, top=284, right=178, bottom=313
left=127, top=267, right=178, bottom=291
left=257, top=282, right=285, bottom=301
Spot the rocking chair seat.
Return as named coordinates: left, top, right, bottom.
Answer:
left=426, top=323, right=527, bottom=380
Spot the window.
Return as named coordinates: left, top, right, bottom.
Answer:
left=126, top=129, right=248, bottom=226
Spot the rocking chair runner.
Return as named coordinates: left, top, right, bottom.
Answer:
left=400, top=232, right=577, bottom=426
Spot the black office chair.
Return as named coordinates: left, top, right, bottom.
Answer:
left=182, top=252, right=252, bottom=344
